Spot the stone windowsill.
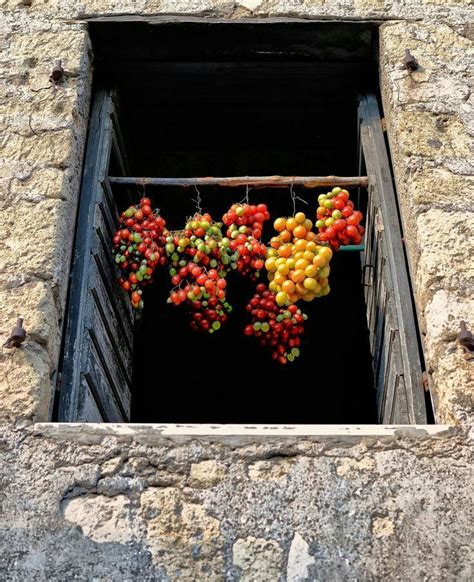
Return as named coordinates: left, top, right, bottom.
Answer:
left=33, top=422, right=454, bottom=445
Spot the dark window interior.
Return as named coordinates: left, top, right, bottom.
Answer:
left=89, top=21, right=379, bottom=423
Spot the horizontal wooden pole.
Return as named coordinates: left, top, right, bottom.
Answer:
left=109, top=175, right=369, bottom=189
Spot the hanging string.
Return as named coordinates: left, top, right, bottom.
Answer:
left=238, top=177, right=250, bottom=205
left=289, top=180, right=308, bottom=215
left=192, top=182, right=203, bottom=214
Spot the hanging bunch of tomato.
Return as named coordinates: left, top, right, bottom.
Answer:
left=222, top=203, right=269, bottom=280
left=315, top=187, right=364, bottom=250
left=244, top=284, right=307, bottom=365
left=166, top=213, right=234, bottom=333
left=265, top=212, right=333, bottom=306
left=112, top=197, right=168, bottom=309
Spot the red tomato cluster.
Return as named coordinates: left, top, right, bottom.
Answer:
left=316, top=188, right=365, bottom=251
left=112, top=197, right=168, bottom=309
left=166, top=213, right=233, bottom=333
left=244, top=283, right=306, bottom=364
left=223, top=203, right=269, bottom=279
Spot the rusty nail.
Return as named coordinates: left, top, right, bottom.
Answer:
left=403, top=49, right=419, bottom=72
left=50, top=59, right=64, bottom=84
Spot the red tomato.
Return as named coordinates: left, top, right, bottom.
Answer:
left=131, top=291, right=141, bottom=303
left=347, top=214, right=361, bottom=226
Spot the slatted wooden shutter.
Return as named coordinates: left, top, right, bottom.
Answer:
left=58, top=88, right=133, bottom=421
left=359, top=94, right=427, bottom=424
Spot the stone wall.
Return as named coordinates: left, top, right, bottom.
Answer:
left=0, top=423, right=472, bottom=581
left=0, top=0, right=473, bottom=580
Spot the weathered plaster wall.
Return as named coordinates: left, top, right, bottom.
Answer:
left=0, top=423, right=472, bottom=581
left=0, top=0, right=473, bottom=580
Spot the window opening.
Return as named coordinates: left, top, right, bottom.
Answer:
left=56, top=22, right=429, bottom=425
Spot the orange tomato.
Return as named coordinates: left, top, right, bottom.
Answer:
left=306, top=231, right=317, bottom=241
left=274, top=217, right=286, bottom=232
left=312, top=255, right=326, bottom=268
left=296, top=283, right=308, bottom=295
left=270, top=237, right=282, bottom=249
left=293, top=225, right=307, bottom=239
left=319, top=246, right=333, bottom=261
left=295, top=212, right=306, bottom=224
left=286, top=217, right=297, bottom=231
left=295, top=258, right=308, bottom=271
left=274, top=272, right=286, bottom=286
left=305, top=264, right=318, bottom=278
left=282, top=279, right=296, bottom=294
left=277, top=263, right=290, bottom=276
left=278, top=244, right=292, bottom=258
left=294, top=239, right=307, bottom=252
left=280, top=230, right=292, bottom=243
left=291, top=269, right=305, bottom=284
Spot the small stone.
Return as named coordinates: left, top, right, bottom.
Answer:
left=100, top=457, right=123, bottom=477
left=372, top=516, right=395, bottom=538
left=287, top=532, right=315, bottom=582
left=189, top=460, right=226, bottom=488
left=232, top=536, right=284, bottom=582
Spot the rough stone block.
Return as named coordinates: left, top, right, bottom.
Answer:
left=414, top=208, right=474, bottom=307
left=189, top=459, right=227, bottom=487
left=232, top=536, right=284, bottom=582
left=61, top=494, right=139, bottom=544
left=0, top=198, right=75, bottom=285
left=140, top=487, right=224, bottom=578
left=7, top=30, right=88, bottom=72
left=0, top=341, right=52, bottom=421
left=0, top=281, right=60, bottom=357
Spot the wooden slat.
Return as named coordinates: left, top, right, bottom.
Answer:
left=359, top=94, right=427, bottom=424
left=82, top=339, right=127, bottom=422
left=78, top=382, right=105, bottom=422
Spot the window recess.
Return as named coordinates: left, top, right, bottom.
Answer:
left=56, top=22, right=429, bottom=424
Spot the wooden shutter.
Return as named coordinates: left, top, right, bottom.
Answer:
left=359, top=94, right=427, bottom=424
left=58, top=88, right=133, bottom=422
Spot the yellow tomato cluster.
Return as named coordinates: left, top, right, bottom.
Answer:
left=265, top=212, right=332, bottom=306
